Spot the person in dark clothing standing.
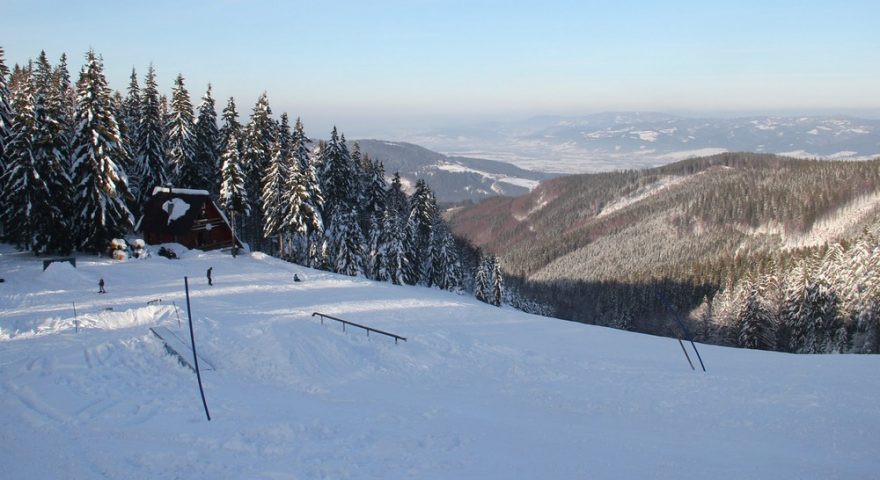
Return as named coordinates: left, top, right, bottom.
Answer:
left=98, top=278, right=106, bottom=294
left=207, top=267, right=213, bottom=286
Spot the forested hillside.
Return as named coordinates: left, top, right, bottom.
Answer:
left=447, top=153, right=880, bottom=353
left=0, top=47, right=473, bottom=297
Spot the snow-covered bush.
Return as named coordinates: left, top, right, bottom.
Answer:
left=111, top=238, right=128, bottom=261
left=130, top=239, right=148, bottom=259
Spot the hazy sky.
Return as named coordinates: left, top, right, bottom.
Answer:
left=3, top=0, right=879, bottom=136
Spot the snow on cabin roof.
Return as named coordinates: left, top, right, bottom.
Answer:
left=151, top=186, right=211, bottom=197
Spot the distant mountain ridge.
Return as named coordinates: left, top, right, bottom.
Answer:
left=352, top=139, right=559, bottom=203
left=404, top=113, right=880, bottom=173
left=446, top=153, right=880, bottom=340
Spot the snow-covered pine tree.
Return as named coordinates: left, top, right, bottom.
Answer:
left=134, top=64, right=167, bottom=208
left=262, top=113, right=291, bottom=255
left=70, top=50, right=134, bottom=253
left=219, top=127, right=248, bottom=247
left=118, top=67, right=141, bottom=192
left=193, top=84, right=220, bottom=194
left=363, top=159, right=387, bottom=220
left=291, top=117, right=323, bottom=218
left=53, top=53, right=76, bottom=176
left=166, top=74, right=197, bottom=188
left=110, top=90, right=137, bottom=182
left=736, top=279, right=775, bottom=350
left=327, top=208, right=364, bottom=277
left=31, top=51, right=73, bottom=253
left=366, top=212, right=384, bottom=280
left=854, top=235, right=880, bottom=353
left=282, top=141, right=323, bottom=260
left=443, top=234, right=463, bottom=291
left=317, top=127, right=356, bottom=230
left=386, top=172, right=408, bottom=217
left=1, top=65, right=40, bottom=250
left=490, top=255, right=503, bottom=306
left=407, top=179, right=436, bottom=284
left=430, top=218, right=462, bottom=291
left=278, top=117, right=322, bottom=262
left=240, top=92, right=275, bottom=251
left=800, top=274, right=840, bottom=353
left=122, top=68, right=141, bottom=156
left=219, top=96, right=241, bottom=168
left=474, top=255, right=490, bottom=303
left=0, top=47, right=12, bottom=176
left=380, top=207, right=411, bottom=285
left=350, top=141, right=365, bottom=202
left=779, top=263, right=808, bottom=352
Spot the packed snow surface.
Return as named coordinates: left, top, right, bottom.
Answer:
left=1, top=244, right=878, bottom=479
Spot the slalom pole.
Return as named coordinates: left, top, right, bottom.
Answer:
left=73, top=302, right=79, bottom=333
left=673, top=316, right=706, bottom=372
left=678, top=338, right=695, bottom=370
left=658, top=290, right=707, bottom=372
left=184, top=277, right=211, bottom=421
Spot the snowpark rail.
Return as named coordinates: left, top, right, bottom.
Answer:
left=311, top=312, right=407, bottom=344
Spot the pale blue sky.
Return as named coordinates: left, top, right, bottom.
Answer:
left=3, top=0, right=878, bottom=136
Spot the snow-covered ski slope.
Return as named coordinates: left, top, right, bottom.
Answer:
left=1, top=244, right=878, bottom=479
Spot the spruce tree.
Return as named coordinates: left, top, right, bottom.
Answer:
left=317, top=127, right=355, bottom=229
left=262, top=113, right=291, bottom=254
left=241, top=92, right=274, bottom=250
left=135, top=64, right=167, bottom=206
left=219, top=127, right=247, bottom=247
left=386, top=171, right=408, bottom=217
left=31, top=51, right=73, bottom=253
left=327, top=208, right=364, bottom=276
left=292, top=117, right=323, bottom=224
left=0, top=47, right=13, bottom=174
left=736, top=279, right=775, bottom=350
left=282, top=119, right=323, bottom=258
left=52, top=53, right=75, bottom=174
left=474, top=256, right=490, bottom=303
left=1, top=65, right=40, bottom=250
left=380, top=207, right=411, bottom=285
left=193, top=84, right=219, bottom=193
left=122, top=67, right=141, bottom=156
left=70, top=50, right=134, bottom=252
left=219, top=97, right=242, bottom=166
left=166, top=74, right=196, bottom=187
left=366, top=212, right=384, bottom=280
left=407, top=179, right=436, bottom=284
left=490, top=256, right=503, bottom=306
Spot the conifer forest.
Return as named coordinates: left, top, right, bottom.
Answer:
left=0, top=48, right=504, bottom=303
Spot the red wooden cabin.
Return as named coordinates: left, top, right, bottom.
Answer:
left=137, top=187, right=241, bottom=251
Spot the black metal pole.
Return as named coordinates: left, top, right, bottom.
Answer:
left=185, top=277, right=211, bottom=421
left=678, top=338, right=695, bottom=370
left=658, top=291, right=708, bottom=372
left=673, top=316, right=707, bottom=372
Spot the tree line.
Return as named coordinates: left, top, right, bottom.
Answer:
left=0, top=47, right=505, bottom=302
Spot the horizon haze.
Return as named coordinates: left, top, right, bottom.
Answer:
left=2, top=0, right=878, bottom=138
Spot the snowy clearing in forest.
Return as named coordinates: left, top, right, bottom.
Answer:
left=0, top=244, right=878, bottom=479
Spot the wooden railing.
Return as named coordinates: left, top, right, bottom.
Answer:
left=311, top=312, right=407, bottom=344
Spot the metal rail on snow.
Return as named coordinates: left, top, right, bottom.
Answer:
left=311, top=312, right=407, bottom=344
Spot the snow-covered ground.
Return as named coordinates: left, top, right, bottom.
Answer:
left=1, top=244, right=878, bottom=479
